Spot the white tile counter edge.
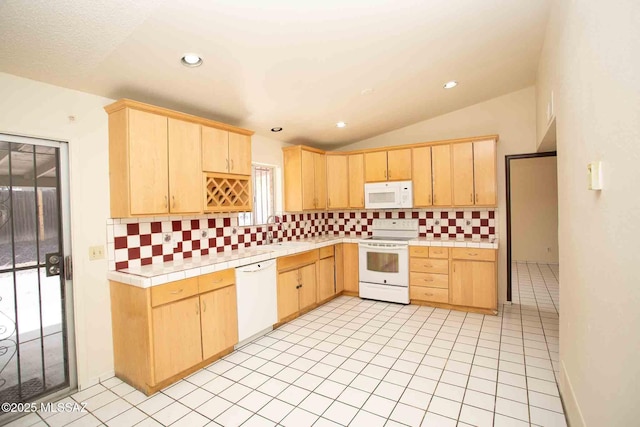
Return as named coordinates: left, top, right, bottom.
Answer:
left=107, top=236, right=498, bottom=288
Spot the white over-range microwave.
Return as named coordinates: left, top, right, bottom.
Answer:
left=364, top=181, right=413, bottom=209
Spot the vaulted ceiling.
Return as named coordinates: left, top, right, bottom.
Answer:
left=0, top=0, right=550, bottom=147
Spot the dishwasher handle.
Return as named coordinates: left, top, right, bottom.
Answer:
left=238, top=260, right=276, bottom=273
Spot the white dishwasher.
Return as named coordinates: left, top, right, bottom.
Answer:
left=235, top=259, right=278, bottom=345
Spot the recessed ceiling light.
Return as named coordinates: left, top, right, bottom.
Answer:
left=271, top=127, right=283, bottom=132
left=336, top=122, right=347, bottom=128
left=181, top=54, right=203, bottom=67
left=443, top=80, right=458, bottom=89
left=361, top=88, right=374, bottom=96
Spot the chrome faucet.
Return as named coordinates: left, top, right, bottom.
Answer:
left=266, top=215, right=278, bottom=244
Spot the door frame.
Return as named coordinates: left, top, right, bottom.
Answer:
left=505, top=151, right=557, bottom=301
left=0, top=133, right=76, bottom=409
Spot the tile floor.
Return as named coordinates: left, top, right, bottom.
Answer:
left=7, top=262, right=565, bottom=427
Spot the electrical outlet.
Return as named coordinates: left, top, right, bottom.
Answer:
left=88, top=245, right=104, bottom=261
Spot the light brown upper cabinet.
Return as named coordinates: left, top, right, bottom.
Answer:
left=326, top=155, right=349, bottom=209
left=364, top=149, right=412, bottom=182
left=412, top=146, right=433, bottom=207
left=452, top=140, right=497, bottom=207
left=105, top=99, right=254, bottom=218
left=348, top=154, right=365, bottom=208
left=283, top=146, right=327, bottom=211
left=168, top=119, right=202, bottom=213
left=473, top=139, right=497, bottom=206
left=202, top=126, right=251, bottom=176
left=431, top=144, right=452, bottom=206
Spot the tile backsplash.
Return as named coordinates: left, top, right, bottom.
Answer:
left=107, top=209, right=497, bottom=270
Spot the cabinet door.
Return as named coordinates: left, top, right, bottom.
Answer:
left=202, top=126, right=229, bottom=173
left=452, top=142, right=475, bottom=206
left=277, top=270, right=300, bottom=320
left=473, top=140, right=497, bottom=206
left=228, top=132, right=252, bottom=175
left=387, top=149, right=412, bottom=181
left=168, top=118, right=202, bottom=213
left=348, top=154, right=365, bottom=208
left=200, top=285, right=238, bottom=360
left=128, top=109, right=169, bottom=215
left=298, top=264, right=317, bottom=310
left=364, top=151, right=388, bottom=182
left=317, top=257, right=335, bottom=302
left=301, top=150, right=316, bottom=210
left=334, top=244, right=345, bottom=293
left=152, top=296, right=202, bottom=383
left=314, top=153, right=327, bottom=209
left=326, top=155, right=349, bottom=209
left=450, top=260, right=496, bottom=309
left=412, top=147, right=432, bottom=207
left=343, top=243, right=359, bottom=292
left=431, top=144, right=452, bottom=206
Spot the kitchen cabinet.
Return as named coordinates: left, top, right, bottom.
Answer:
left=152, top=296, right=202, bottom=383
left=168, top=118, right=202, bottom=213
left=276, top=250, right=318, bottom=321
left=342, top=243, right=359, bottom=293
left=200, top=285, right=238, bottom=360
left=326, top=155, right=349, bottom=209
left=317, top=245, right=336, bottom=302
left=412, top=146, right=433, bottom=207
left=452, top=140, right=497, bottom=207
left=334, top=244, right=345, bottom=293
left=409, top=246, right=449, bottom=304
left=431, top=144, right=452, bottom=206
left=473, top=139, right=497, bottom=206
left=105, top=99, right=254, bottom=218
left=283, top=146, right=327, bottom=211
left=364, top=149, right=412, bottom=182
left=348, top=154, right=365, bottom=208
left=450, top=248, right=497, bottom=310
left=202, top=126, right=252, bottom=176
left=109, top=269, right=238, bottom=394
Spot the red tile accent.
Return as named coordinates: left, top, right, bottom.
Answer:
left=163, top=254, right=173, bottom=262
left=127, top=223, right=139, bottom=235
left=116, top=261, right=128, bottom=270
left=128, top=247, right=140, bottom=259
left=172, top=221, right=182, bottom=231
left=223, top=218, right=231, bottom=227
left=141, top=258, right=152, bottom=266
left=151, top=222, right=162, bottom=233
left=201, top=248, right=209, bottom=255
left=140, top=234, right=151, bottom=246
left=182, top=230, right=191, bottom=241
left=184, top=251, right=192, bottom=259
left=192, top=240, right=201, bottom=250
left=191, top=220, right=200, bottom=229
left=114, top=236, right=127, bottom=249
left=152, top=245, right=163, bottom=256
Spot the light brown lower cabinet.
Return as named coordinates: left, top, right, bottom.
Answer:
left=342, top=243, right=359, bottom=293
left=109, top=269, right=238, bottom=395
left=318, top=246, right=336, bottom=302
left=277, top=251, right=318, bottom=321
left=409, top=246, right=497, bottom=313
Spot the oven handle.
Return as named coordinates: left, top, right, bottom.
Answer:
left=359, top=243, right=408, bottom=251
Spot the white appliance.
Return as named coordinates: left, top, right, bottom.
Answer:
left=235, top=259, right=277, bottom=344
left=358, top=219, right=418, bottom=304
left=364, top=181, right=413, bottom=209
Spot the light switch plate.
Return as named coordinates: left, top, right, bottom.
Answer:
left=89, top=245, right=104, bottom=261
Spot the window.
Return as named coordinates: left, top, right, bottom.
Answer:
left=238, top=164, right=275, bottom=226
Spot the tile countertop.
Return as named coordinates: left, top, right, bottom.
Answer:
left=108, top=235, right=498, bottom=288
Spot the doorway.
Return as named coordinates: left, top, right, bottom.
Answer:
left=0, top=134, right=75, bottom=418
left=506, top=152, right=558, bottom=307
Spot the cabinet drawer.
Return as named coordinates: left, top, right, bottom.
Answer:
left=410, top=272, right=448, bottom=289
left=429, top=247, right=449, bottom=259
left=410, top=286, right=448, bottom=303
left=151, top=277, right=199, bottom=307
left=409, top=246, right=430, bottom=258
left=198, top=268, right=235, bottom=294
left=451, top=248, right=496, bottom=261
left=319, top=245, right=335, bottom=259
left=410, top=258, right=449, bottom=274
left=277, top=249, right=319, bottom=272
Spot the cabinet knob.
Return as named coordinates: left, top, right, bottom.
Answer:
left=172, top=195, right=176, bottom=209
left=226, top=158, right=229, bottom=170
left=196, top=302, right=200, bottom=315
left=475, top=193, right=479, bottom=203
left=202, top=301, right=207, bottom=312
left=470, top=193, right=473, bottom=203
left=384, top=170, right=387, bottom=179
left=231, top=159, right=234, bottom=170
left=164, top=195, right=168, bottom=209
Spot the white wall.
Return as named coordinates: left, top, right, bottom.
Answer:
left=510, top=156, right=558, bottom=263
left=251, top=134, right=292, bottom=214
left=0, top=72, right=290, bottom=389
left=339, top=87, right=538, bottom=303
left=537, top=1, right=640, bottom=425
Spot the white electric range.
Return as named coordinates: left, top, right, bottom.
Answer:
left=358, top=219, right=418, bottom=304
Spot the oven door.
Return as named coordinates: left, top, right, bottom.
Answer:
left=358, top=242, right=409, bottom=287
